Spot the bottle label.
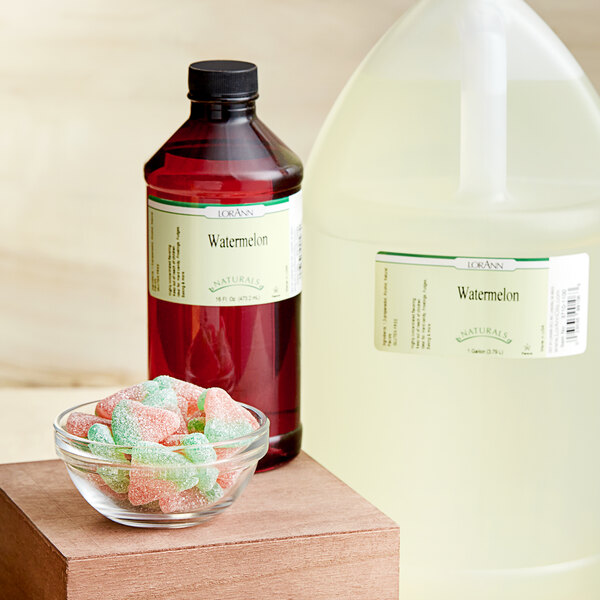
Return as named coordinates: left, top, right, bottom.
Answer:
left=148, top=192, right=302, bottom=307
left=374, top=252, right=589, bottom=358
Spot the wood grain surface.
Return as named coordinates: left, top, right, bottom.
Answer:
left=0, top=453, right=399, bottom=599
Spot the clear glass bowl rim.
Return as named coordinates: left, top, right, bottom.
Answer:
left=54, top=399, right=270, bottom=464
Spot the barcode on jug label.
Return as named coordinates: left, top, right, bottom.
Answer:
left=546, top=255, right=589, bottom=357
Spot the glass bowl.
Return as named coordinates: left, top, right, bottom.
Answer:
left=54, top=400, right=269, bottom=528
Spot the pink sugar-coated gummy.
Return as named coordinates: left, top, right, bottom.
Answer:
left=170, top=380, right=206, bottom=419
left=65, top=413, right=111, bottom=438
left=162, top=434, right=187, bottom=447
left=204, top=388, right=259, bottom=429
left=215, top=447, right=237, bottom=461
left=115, top=400, right=181, bottom=444
left=128, top=470, right=178, bottom=506
left=87, top=473, right=128, bottom=502
left=158, top=487, right=211, bottom=513
left=217, top=469, right=240, bottom=490
left=174, top=408, right=188, bottom=435
left=187, top=410, right=205, bottom=423
left=95, top=383, right=149, bottom=419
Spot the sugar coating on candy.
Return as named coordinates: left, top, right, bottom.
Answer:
left=112, top=400, right=180, bottom=445
left=96, top=468, right=129, bottom=495
left=86, top=379, right=259, bottom=511
left=88, top=424, right=125, bottom=459
left=87, top=473, right=129, bottom=502
left=158, top=487, right=211, bottom=513
left=162, top=434, right=187, bottom=447
left=187, top=413, right=206, bottom=434
left=217, top=470, right=239, bottom=489
left=142, top=387, right=178, bottom=412
left=180, top=433, right=218, bottom=492
left=203, top=482, right=224, bottom=503
left=159, top=481, right=224, bottom=513
left=153, top=376, right=206, bottom=419
left=88, top=424, right=130, bottom=494
left=128, top=472, right=178, bottom=506
left=174, top=410, right=189, bottom=435
left=180, top=433, right=215, bottom=463
left=172, top=379, right=206, bottom=418
left=203, top=388, right=259, bottom=443
left=215, top=447, right=238, bottom=461
left=153, top=375, right=175, bottom=389
left=197, top=390, right=208, bottom=412
left=95, top=381, right=159, bottom=419
left=65, top=412, right=111, bottom=438
left=217, top=466, right=242, bottom=489
left=131, top=441, right=198, bottom=492
left=142, top=388, right=187, bottom=434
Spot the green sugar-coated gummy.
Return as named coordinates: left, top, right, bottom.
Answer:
left=197, top=389, right=208, bottom=412
left=180, top=433, right=218, bottom=492
left=111, top=399, right=180, bottom=445
left=87, top=424, right=129, bottom=493
left=187, top=415, right=206, bottom=434
left=204, top=419, right=254, bottom=444
left=132, top=441, right=199, bottom=492
left=142, top=387, right=178, bottom=412
left=153, top=375, right=175, bottom=389
left=202, top=482, right=224, bottom=503
left=111, top=400, right=142, bottom=445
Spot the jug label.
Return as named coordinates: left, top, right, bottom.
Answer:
left=374, top=252, right=589, bottom=358
left=148, top=192, right=302, bottom=307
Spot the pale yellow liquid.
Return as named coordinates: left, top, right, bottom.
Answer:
left=303, top=76, right=600, bottom=598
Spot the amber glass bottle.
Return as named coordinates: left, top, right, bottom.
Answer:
left=145, top=61, right=302, bottom=470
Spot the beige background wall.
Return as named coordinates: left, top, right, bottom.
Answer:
left=1, top=0, right=599, bottom=386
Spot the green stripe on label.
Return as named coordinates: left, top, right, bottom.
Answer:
left=148, top=195, right=290, bottom=209
left=376, top=251, right=549, bottom=262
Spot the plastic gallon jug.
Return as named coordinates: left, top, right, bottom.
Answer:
left=302, top=0, right=600, bottom=597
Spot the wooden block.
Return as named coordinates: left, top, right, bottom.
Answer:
left=0, top=453, right=399, bottom=600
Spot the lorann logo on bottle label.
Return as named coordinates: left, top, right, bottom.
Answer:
left=455, top=257, right=517, bottom=271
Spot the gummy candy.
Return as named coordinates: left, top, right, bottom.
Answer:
left=187, top=412, right=206, bottom=434
left=202, top=482, right=224, bottom=503
left=87, top=473, right=129, bottom=501
left=128, top=473, right=179, bottom=506
left=217, top=469, right=240, bottom=490
left=142, top=387, right=188, bottom=435
left=197, top=389, right=208, bottom=412
left=88, top=423, right=125, bottom=460
left=180, top=432, right=215, bottom=462
left=87, top=423, right=129, bottom=494
left=95, top=381, right=159, bottom=419
left=154, top=375, right=206, bottom=419
left=180, top=433, right=218, bottom=492
left=131, top=442, right=198, bottom=499
left=157, top=487, right=211, bottom=513
left=112, top=400, right=180, bottom=445
left=142, top=387, right=178, bottom=412
left=65, top=412, right=111, bottom=438
left=68, top=377, right=262, bottom=516
left=161, top=434, right=187, bottom=447
left=203, top=387, right=259, bottom=443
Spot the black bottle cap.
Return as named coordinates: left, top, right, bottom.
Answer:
left=188, top=60, right=258, bottom=101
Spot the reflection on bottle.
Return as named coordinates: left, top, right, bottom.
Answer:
left=186, top=317, right=235, bottom=391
